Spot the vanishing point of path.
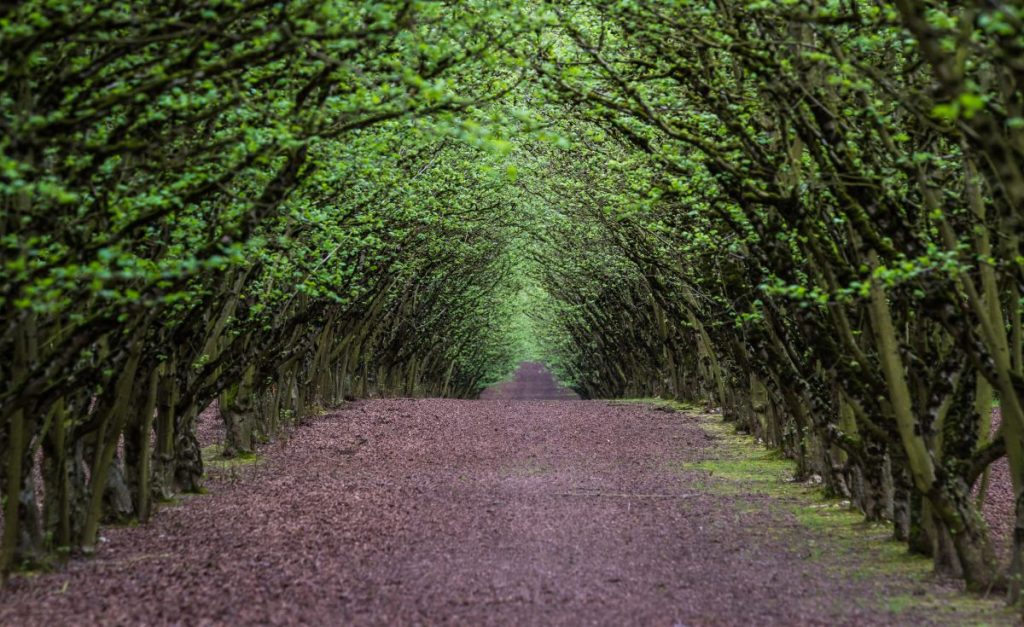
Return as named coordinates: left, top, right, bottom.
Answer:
left=1, top=364, right=1008, bottom=625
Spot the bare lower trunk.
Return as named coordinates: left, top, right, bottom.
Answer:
left=102, top=459, right=134, bottom=524
left=220, top=372, right=256, bottom=459
left=892, top=464, right=912, bottom=542
left=174, top=409, right=204, bottom=493
left=16, top=460, right=44, bottom=566
left=929, top=511, right=962, bottom=578
left=860, top=434, right=888, bottom=522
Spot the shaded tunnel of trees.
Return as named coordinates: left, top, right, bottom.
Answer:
left=3, top=0, right=1024, bottom=606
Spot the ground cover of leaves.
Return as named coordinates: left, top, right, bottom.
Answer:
left=1, top=365, right=1014, bottom=625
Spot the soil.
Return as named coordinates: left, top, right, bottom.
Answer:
left=0, top=363, right=1013, bottom=625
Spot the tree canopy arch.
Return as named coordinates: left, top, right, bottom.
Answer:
left=3, top=0, right=1024, bottom=606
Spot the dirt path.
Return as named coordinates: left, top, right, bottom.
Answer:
left=479, top=362, right=579, bottom=400
left=1, top=364, right=1011, bottom=625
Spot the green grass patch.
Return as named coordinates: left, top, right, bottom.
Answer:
left=201, top=444, right=260, bottom=472
left=156, top=487, right=208, bottom=508
left=624, top=399, right=1015, bottom=624
left=608, top=397, right=705, bottom=413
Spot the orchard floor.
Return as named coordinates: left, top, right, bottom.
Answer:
left=1, top=364, right=1014, bottom=625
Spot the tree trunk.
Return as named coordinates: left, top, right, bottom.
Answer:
left=860, top=433, right=888, bottom=522
left=220, top=366, right=256, bottom=458
left=173, top=407, right=204, bottom=493
left=892, top=463, right=912, bottom=542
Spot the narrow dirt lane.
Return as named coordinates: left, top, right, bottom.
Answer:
left=479, top=362, right=579, bottom=400
left=0, top=365, right=1007, bottom=625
